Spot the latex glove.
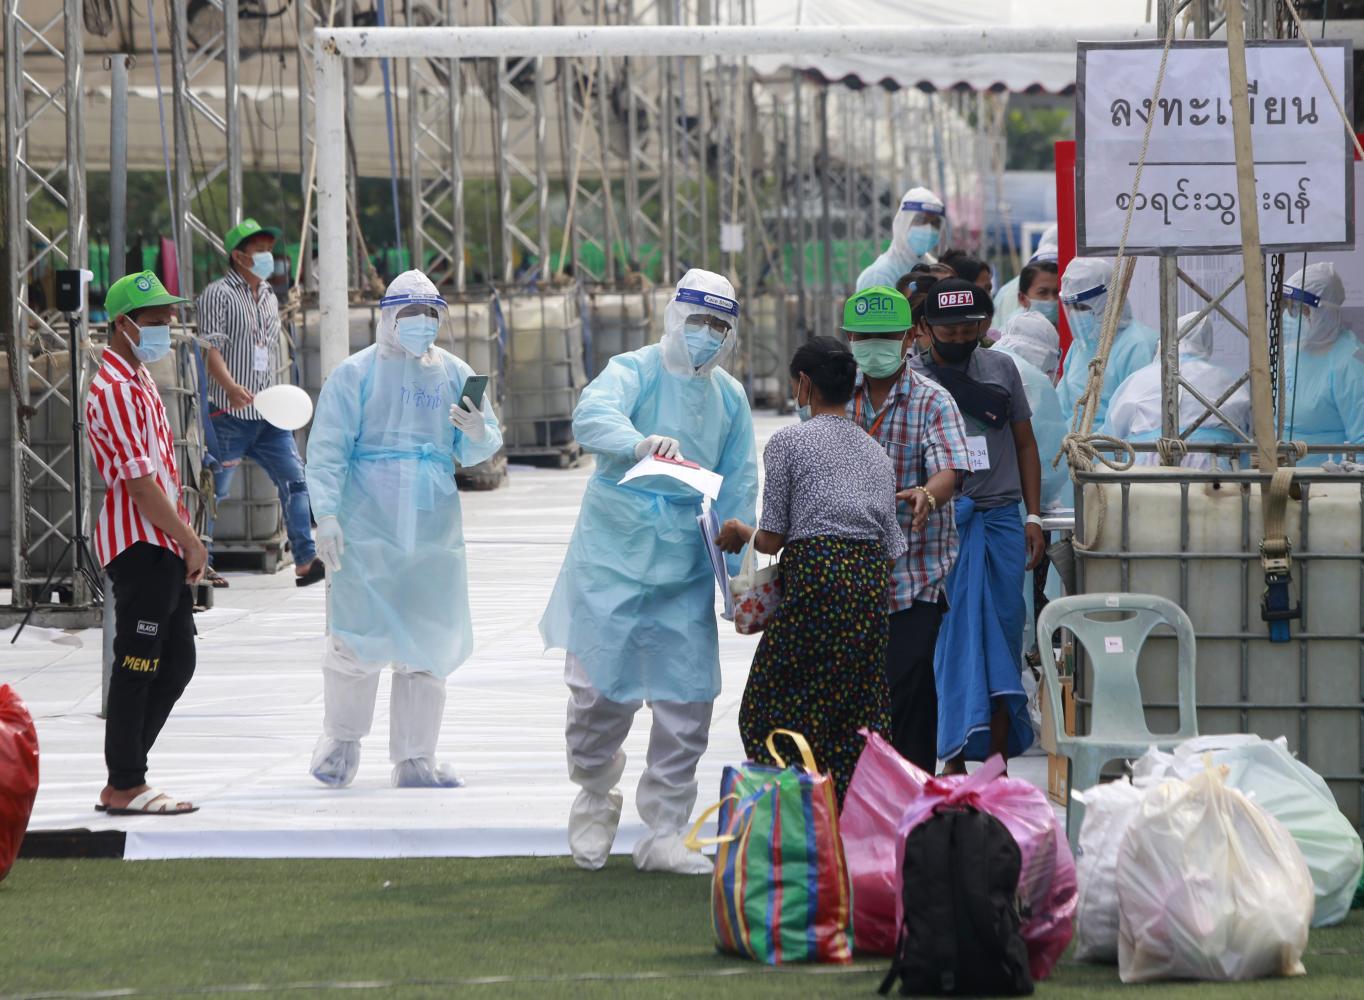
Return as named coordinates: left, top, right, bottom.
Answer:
left=449, top=397, right=487, bottom=441
left=634, top=435, right=682, bottom=461
left=316, top=515, right=344, bottom=573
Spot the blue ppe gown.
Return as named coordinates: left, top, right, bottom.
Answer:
left=1056, top=319, right=1159, bottom=431
left=305, top=345, right=503, bottom=677
left=1281, top=328, right=1364, bottom=466
left=540, top=345, right=759, bottom=704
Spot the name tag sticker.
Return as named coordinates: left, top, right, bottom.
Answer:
left=1104, top=636, right=1124, bottom=654
left=965, top=435, right=990, bottom=473
left=253, top=344, right=270, bottom=372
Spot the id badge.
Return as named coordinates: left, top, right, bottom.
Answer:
left=965, top=435, right=990, bottom=473
left=253, top=344, right=270, bottom=373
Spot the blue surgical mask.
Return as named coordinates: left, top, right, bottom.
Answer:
left=397, top=314, right=440, bottom=356
left=123, top=319, right=172, bottom=365
left=795, top=375, right=813, bottom=422
left=1029, top=299, right=1059, bottom=325
left=683, top=321, right=724, bottom=369
left=250, top=251, right=275, bottom=281
left=906, top=224, right=940, bottom=257
left=1067, top=309, right=1099, bottom=347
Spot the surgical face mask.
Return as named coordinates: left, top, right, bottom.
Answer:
left=1028, top=299, right=1059, bottom=325
left=849, top=337, right=906, bottom=379
left=794, top=375, right=813, bottom=422
left=906, top=224, right=940, bottom=257
left=1067, top=307, right=1099, bottom=347
left=683, top=320, right=725, bottom=368
left=397, top=314, right=440, bottom=356
left=122, top=317, right=172, bottom=365
left=931, top=332, right=979, bottom=365
left=249, top=251, right=275, bottom=281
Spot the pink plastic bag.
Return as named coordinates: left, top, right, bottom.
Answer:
left=840, top=731, right=1077, bottom=980
left=840, top=729, right=933, bottom=955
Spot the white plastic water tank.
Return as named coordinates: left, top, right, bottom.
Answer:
left=1078, top=471, right=1363, bottom=822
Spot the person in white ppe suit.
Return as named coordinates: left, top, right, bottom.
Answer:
left=305, top=270, right=503, bottom=788
left=540, top=269, right=759, bottom=874
left=1102, top=311, right=1252, bottom=469
left=1280, top=262, right=1364, bottom=466
left=994, top=311, right=1069, bottom=508
left=1057, top=257, right=1159, bottom=429
left=856, top=187, right=947, bottom=291
left=993, top=224, right=1059, bottom=330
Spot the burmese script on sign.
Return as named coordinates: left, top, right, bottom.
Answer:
left=1077, top=39, right=1354, bottom=255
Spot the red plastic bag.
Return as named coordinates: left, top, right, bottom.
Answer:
left=0, top=684, right=40, bottom=881
left=840, top=731, right=1078, bottom=980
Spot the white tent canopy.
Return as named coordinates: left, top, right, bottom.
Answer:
left=749, top=0, right=1153, bottom=92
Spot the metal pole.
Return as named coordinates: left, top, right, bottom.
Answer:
left=224, top=0, right=243, bottom=228
left=1158, top=255, right=1180, bottom=452
left=109, top=54, right=131, bottom=285
left=1224, top=2, right=1278, bottom=472
left=316, top=43, right=349, bottom=379
left=170, top=0, right=195, bottom=293
left=792, top=70, right=806, bottom=335
left=5, top=0, right=28, bottom=596
left=448, top=0, right=466, bottom=294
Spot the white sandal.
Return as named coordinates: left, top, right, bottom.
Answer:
left=103, top=788, right=198, bottom=816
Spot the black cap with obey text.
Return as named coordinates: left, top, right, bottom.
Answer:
left=923, top=277, right=994, bottom=326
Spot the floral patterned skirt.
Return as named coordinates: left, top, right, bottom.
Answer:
left=738, top=535, right=892, bottom=806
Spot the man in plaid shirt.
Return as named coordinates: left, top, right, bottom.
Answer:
left=843, top=287, right=970, bottom=774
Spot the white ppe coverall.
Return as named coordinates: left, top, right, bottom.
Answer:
left=1280, top=263, right=1364, bottom=465
left=1057, top=256, right=1159, bottom=429
left=856, top=186, right=946, bottom=291
left=540, top=269, right=759, bottom=874
left=1102, top=311, right=1251, bottom=469
left=305, top=270, right=502, bottom=789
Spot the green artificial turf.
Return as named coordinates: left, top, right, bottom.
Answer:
left=1, top=857, right=1362, bottom=999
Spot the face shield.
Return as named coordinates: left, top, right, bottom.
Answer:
left=378, top=270, right=448, bottom=359
left=661, top=269, right=740, bottom=378
left=891, top=186, right=946, bottom=260
left=1283, top=262, right=1346, bottom=350
left=1061, top=257, right=1130, bottom=348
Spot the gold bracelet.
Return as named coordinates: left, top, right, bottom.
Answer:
left=912, top=485, right=937, bottom=512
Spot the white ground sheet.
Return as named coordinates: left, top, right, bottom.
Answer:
left=2, top=412, right=1048, bottom=859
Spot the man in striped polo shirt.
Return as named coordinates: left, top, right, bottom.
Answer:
left=86, top=272, right=207, bottom=815
left=198, top=218, right=322, bottom=587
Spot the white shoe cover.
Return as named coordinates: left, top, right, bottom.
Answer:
left=568, top=787, right=624, bottom=870
left=632, top=830, right=713, bottom=875
left=392, top=757, right=464, bottom=788
left=311, top=738, right=360, bottom=788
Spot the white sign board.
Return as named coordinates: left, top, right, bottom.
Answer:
left=1077, top=40, right=1354, bottom=255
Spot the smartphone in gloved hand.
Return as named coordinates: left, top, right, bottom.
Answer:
left=459, top=375, right=489, bottom=411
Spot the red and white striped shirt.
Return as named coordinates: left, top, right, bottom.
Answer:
left=85, top=348, right=188, bottom=566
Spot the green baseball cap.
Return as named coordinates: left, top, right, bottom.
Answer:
left=842, top=286, right=912, bottom=334
left=223, top=217, right=282, bottom=253
left=104, top=270, right=188, bottom=320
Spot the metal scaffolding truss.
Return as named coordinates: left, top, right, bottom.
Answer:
left=3, top=0, right=93, bottom=616
left=170, top=0, right=243, bottom=296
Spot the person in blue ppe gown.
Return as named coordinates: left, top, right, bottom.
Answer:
left=1103, top=311, right=1251, bottom=469
left=995, top=311, right=1069, bottom=509
left=993, top=224, right=1059, bottom=330
left=1280, top=262, right=1364, bottom=466
left=856, top=186, right=947, bottom=291
left=541, top=268, right=759, bottom=875
left=1057, top=257, right=1159, bottom=429
left=305, top=270, right=502, bottom=789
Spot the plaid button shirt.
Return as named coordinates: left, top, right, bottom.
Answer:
left=848, top=367, right=971, bottom=610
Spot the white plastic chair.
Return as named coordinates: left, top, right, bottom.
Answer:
left=1036, top=593, right=1198, bottom=849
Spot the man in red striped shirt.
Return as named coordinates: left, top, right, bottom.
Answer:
left=85, top=271, right=208, bottom=816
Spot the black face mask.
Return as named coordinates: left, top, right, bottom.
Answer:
left=931, top=334, right=978, bottom=365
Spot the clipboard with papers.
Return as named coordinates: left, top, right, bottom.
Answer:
left=697, top=506, right=735, bottom=621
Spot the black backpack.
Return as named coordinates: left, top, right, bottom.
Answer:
left=879, top=804, right=1034, bottom=997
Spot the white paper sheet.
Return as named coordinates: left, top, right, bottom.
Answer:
left=617, top=453, right=723, bottom=501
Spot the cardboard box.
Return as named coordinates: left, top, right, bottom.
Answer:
left=1045, top=675, right=1076, bottom=806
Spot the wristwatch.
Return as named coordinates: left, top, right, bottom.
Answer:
left=1026, top=514, right=1044, bottom=527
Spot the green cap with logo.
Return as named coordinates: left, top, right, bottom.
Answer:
left=223, top=217, right=282, bottom=253
left=104, top=270, right=188, bottom=320
left=842, top=285, right=912, bottom=334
